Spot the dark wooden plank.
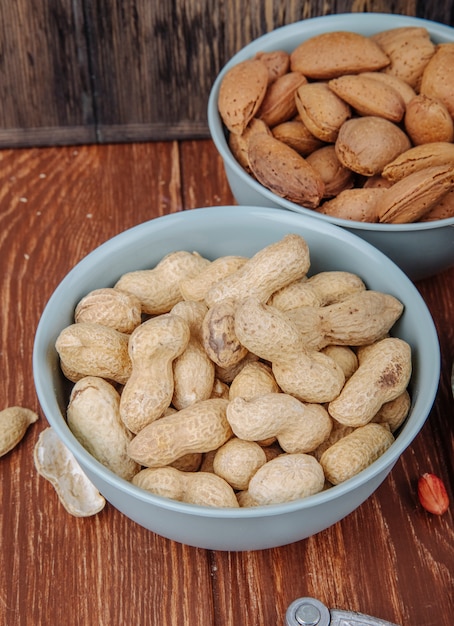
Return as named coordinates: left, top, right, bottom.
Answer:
left=1, top=0, right=452, bottom=147
left=0, top=0, right=96, bottom=147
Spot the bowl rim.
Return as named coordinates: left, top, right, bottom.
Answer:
left=33, top=206, right=441, bottom=519
left=207, top=13, right=454, bottom=232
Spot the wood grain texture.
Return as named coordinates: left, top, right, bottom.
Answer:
left=0, top=140, right=453, bottom=626
left=0, top=0, right=453, bottom=147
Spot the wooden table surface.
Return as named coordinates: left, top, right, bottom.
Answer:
left=0, top=140, right=453, bottom=626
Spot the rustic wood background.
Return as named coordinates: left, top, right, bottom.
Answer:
left=0, top=0, right=453, bottom=148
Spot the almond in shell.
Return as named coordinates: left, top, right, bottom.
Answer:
left=228, top=118, right=272, bottom=173
left=317, top=187, right=386, bottom=222
left=404, top=95, right=454, bottom=145
left=377, top=164, right=454, bottom=223
left=306, top=145, right=355, bottom=197
left=290, top=31, right=390, bottom=79
left=257, top=71, right=307, bottom=127
left=418, top=188, right=454, bottom=221
left=272, top=119, right=324, bottom=156
left=360, top=72, right=417, bottom=105
left=218, top=59, right=269, bottom=135
left=335, top=116, right=411, bottom=176
left=371, top=27, right=435, bottom=89
left=254, top=50, right=290, bottom=83
left=328, top=74, right=405, bottom=123
left=420, top=43, right=454, bottom=119
left=382, top=142, right=454, bottom=182
left=247, top=133, right=325, bottom=207
left=295, top=82, right=351, bottom=143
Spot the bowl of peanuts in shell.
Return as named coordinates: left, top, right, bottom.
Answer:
left=33, top=205, right=440, bottom=550
left=208, top=13, right=454, bottom=281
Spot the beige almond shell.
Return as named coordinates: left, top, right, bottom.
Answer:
left=305, top=144, right=355, bottom=197
left=404, top=95, right=454, bottom=145
left=377, top=164, right=454, bottom=224
left=328, top=74, right=405, bottom=123
left=420, top=43, right=454, bottom=118
left=247, top=132, right=325, bottom=207
left=359, top=71, right=417, bottom=105
left=295, top=82, right=351, bottom=143
left=419, top=188, right=454, bottom=221
left=257, top=71, right=307, bottom=127
left=335, top=116, right=411, bottom=176
left=290, top=31, right=390, bottom=79
left=371, top=27, right=436, bottom=88
left=228, top=118, right=272, bottom=173
left=382, top=142, right=454, bottom=182
left=272, top=119, right=325, bottom=156
left=317, top=187, right=387, bottom=222
left=254, top=50, right=290, bottom=83
left=218, top=59, right=269, bottom=135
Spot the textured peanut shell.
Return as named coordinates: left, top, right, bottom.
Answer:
left=328, top=74, right=405, bottom=123
left=0, top=407, right=38, bottom=456
left=74, top=287, right=142, bottom=334
left=120, top=314, right=190, bottom=433
left=213, top=438, right=267, bottom=490
left=371, top=27, right=435, bottom=88
left=320, top=423, right=395, bottom=485
left=335, top=116, right=411, bottom=176
left=202, top=299, right=248, bottom=368
left=180, top=255, right=248, bottom=301
left=305, top=270, right=366, bottom=306
left=227, top=393, right=333, bottom=454
left=34, top=427, right=106, bottom=517
left=55, top=322, right=132, bottom=385
left=377, top=164, right=454, bottom=224
left=67, top=376, right=140, bottom=480
left=295, top=82, right=351, bottom=142
left=248, top=453, right=325, bottom=505
left=257, top=71, right=307, bottom=127
left=115, top=250, right=210, bottom=315
left=419, top=43, right=454, bottom=117
left=371, top=390, right=411, bottom=432
left=328, top=337, right=412, bottom=427
left=317, top=187, right=386, bottom=222
left=404, top=95, right=454, bottom=145
left=272, top=119, right=324, bottom=156
left=290, top=31, right=390, bottom=79
left=229, top=361, right=280, bottom=401
left=205, top=234, right=311, bottom=307
left=127, top=398, right=232, bottom=468
left=132, top=466, right=239, bottom=508
left=171, top=301, right=215, bottom=410
left=247, top=133, right=325, bottom=207
left=218, top=59, right=269, bottom=135
left=382, top=142, right=454, bottom=182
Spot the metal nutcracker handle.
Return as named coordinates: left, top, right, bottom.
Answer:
left=285, top=597, right=401, bottom=626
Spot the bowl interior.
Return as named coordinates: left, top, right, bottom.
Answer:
left=33, top=207, right=440, bottom=548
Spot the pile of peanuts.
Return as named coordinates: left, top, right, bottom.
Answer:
left=218, top=28, right=454, bottom=223
left=54, top=234, right=412, bottom=508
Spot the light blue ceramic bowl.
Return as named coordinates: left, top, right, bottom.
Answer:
left=208, top=14, right=454, bottom=281
left=33, top=206, right=440, bottom=550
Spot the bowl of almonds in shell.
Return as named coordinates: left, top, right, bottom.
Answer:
left=208, top=13, right=454, bottom=281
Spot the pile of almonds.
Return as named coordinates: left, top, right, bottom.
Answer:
left=218, top=27, right=454, bottom=223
